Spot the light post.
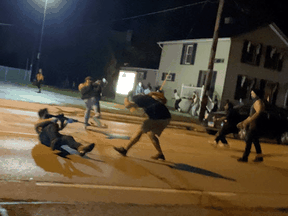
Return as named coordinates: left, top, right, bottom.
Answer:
left=35, top=0, right=48, bottom=76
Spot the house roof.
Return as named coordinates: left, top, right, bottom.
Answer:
left=157, top=23, right=288, bottom=47
left=157, top=37, right=231, bottom=45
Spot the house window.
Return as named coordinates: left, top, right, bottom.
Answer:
left=137, top=71, right=147, bottom=80
left=241, top=40, right=262, bottom=66
left=264, top=46, right=284, bottom=71
left=180, top=43, right=197, bottom=65
left=161, top=73, right=175, bottom=81
left=197, top=70, right=217, bottom=98
left=234, top=75, right=257, bottom=100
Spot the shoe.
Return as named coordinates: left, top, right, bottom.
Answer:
left=50, top=138, right=61, bottom=151
left=253, top=157, right=263, bottom=162
left=94, top=112, right=101, bottom=118
left=78, top=143, right=95, bottom=157
left=211, top=140, right=218, bottom=147
left=84, top=123, right=91, bottom=129
left=223, top=144, right=230, bottom=148
left=237, top=157, right=248, bottom=162
left=151, top=153, right=165, bottom=160
left=113, top=147, right=127, bottom=156
left=218, top=143, right=224, bottom=148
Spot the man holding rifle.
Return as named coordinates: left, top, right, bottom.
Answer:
left=35, top=108, right=95, bottom=157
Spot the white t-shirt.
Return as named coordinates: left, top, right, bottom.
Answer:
left=174, top=92, right=180, bottom=100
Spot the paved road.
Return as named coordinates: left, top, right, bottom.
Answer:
left=0, top=101, right=288, bottom=209
left=1, top=83, right=288, bottom=215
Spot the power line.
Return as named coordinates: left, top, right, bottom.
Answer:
left=80, top=0, right=211, bottom=27
left=186, top=0, right=209, bottom=39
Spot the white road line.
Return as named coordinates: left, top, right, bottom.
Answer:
left=36, top=182, right=237, bottom=197
left=0, top=131, right=37, bottom=136
left=0, top=202, right=62, bottom=205
left=37, top=182, right=201, bottom=194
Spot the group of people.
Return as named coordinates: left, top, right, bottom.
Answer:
left=33, top=72, right=280, bottom=163
left=34, top=79, right=171, bottom=161
left=213, top=88, right=288, bottom=163
left=173, top=89, right=201, bottom=116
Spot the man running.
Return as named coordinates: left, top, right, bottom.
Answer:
left=35, top=108, right=95, bottom=156
left=113, top=91, right=171, bottom=160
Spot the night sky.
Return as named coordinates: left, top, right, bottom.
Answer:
left=0, top=0, right=287, bottom=87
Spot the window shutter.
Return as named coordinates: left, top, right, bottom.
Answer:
left=180, top=45, right=186, bottom=64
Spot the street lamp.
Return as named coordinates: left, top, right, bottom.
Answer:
left=35, top=0, right=48, bottom=74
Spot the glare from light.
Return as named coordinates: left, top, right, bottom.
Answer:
left=116, top=72, right=136, bottom=95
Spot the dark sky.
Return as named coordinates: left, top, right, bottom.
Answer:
left=0, top=0, right=287, bottom=85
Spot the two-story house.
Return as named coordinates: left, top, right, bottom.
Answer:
left=156, top=23, right=288, bottom=109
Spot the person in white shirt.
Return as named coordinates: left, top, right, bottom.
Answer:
left=173, top=89, right=181, bottom=111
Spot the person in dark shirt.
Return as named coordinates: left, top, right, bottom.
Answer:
left=213, top=102, right=243, bottom=147
left=114, top=92, right=171, bottom=160
left=35, top=108, right=95, bottom=157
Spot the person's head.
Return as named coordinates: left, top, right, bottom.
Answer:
left=251, top=89, right=263, bottom=99
left=38, top=69, right=42, bottom=74
left=138, top=82, right=142, bottom=87
left=85, top=76, right=93, bottom=83
left=224, top=102, right=233, bottom=111
left=38, top=108, right=49, bottom=119
left=174, top=89, right=177, bottom=93
left=148, top=92, right=167, bottom=104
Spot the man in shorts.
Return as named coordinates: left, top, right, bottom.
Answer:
left=113, top=91, right=171, bottom=160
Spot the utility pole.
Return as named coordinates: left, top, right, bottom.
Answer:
left=199, top=0, right=225, bottom=121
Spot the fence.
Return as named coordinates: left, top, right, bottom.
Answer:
left=0, top=65, right=31, bottom=85
left=180, top=84, right=215, bottom=114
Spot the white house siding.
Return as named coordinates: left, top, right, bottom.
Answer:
left=223, top=24, right=288, bottom=108
left=157, top=39, right=231, bottom=108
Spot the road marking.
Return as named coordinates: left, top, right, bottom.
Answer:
left=36, top=182, right=237, bottom=197
left=0, top=131, right=37, bottom=136
left=0, top=202, right=62, bottom=205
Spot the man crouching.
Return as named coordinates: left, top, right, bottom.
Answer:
left=35, top=108, right=95, bottom=157
left=113, top=91, right=171, bottom=160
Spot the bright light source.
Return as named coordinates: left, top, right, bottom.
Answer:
left=116, top=71, right=136, bottom=95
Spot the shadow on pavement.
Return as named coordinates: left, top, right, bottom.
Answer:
left=86, top=128, right=130, bottom=140
left=31, top=143, right=104, bottom=178
left=136, top=158, right=236, bottom=182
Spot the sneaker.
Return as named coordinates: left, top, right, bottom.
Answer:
left=114, top=146, right=127, bottom=156
left=94, top=112, right=101, bottom=118
left=78, top=143, right=95, bottom=157
left=211, top=140, right=218, bottom=147
left=223, top=143, right=230, bottom=148
left=84, top=123, right=91, bottom=129
left=151, top=153, right=165, bottom=160
left=253, top=157, right=263, bottom=162
left=237, top=157, right=248, bottom=162
left=218, top=143, right=224, bottom=148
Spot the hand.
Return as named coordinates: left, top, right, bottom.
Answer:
left=237, top=122, right=243, bottom=129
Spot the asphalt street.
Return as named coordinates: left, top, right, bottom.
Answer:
left=0, top=82, right=288, bottom=215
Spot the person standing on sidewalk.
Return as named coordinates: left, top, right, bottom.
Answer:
left=35, top=108, right=95, bottom=156
left=113, top=91, right=171, bottom=160
left=213, top=102, right=242, bottom=148
left=78, top=76, right=98, bottom=129
left=36, top=69, right=44, bottom=93
left=236, top=89, right=265, bottom=163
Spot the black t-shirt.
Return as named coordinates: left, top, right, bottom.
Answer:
left=132, top=95, right=171, bottom=120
